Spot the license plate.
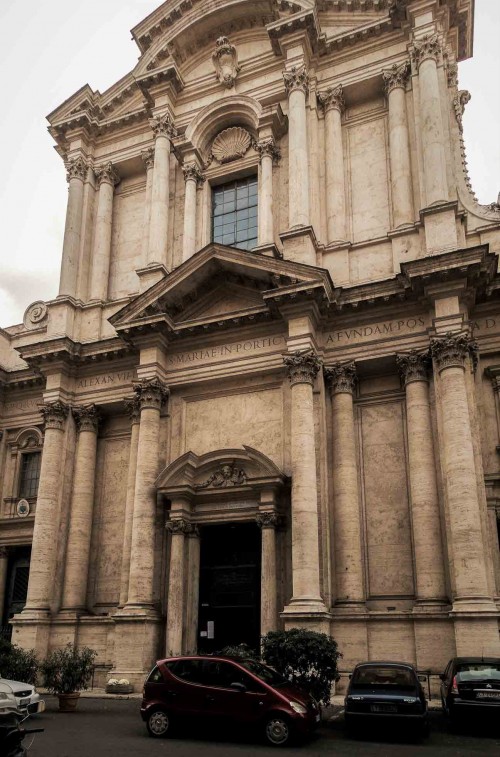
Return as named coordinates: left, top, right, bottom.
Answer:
left=370, top=704, right=397, bottom=713
left=476, top=691, right=500, bottom=699
left=20, top=698, right=30, bottom=706
left=315, top=713, right=320, bottom=723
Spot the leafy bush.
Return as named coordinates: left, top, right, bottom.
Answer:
left=0, top=637, right=39, bottom=685
left=219, top=643, right=259, bottom=661
left=261, top=628, right=342, bottom=705
left=40, top=643, right=97, bottom=695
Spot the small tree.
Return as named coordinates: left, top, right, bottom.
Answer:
left=41, top=643, right=96, bottom=695
left=0, top=637, right=39, bottom=685
left=219, top=643, right=259, bottom=661
left=261, top=628, right=342, bottom=706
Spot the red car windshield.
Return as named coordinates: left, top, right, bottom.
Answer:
left=239, top=660, right=288, bottom=687
left=351, top=666, right=415, bottom=688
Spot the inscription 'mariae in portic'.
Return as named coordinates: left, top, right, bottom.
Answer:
left=167, top=335, right=285, bottom=367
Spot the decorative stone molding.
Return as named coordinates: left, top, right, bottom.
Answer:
left=72, top=403, right=100, bottom=433
left=0, top=546, right=9, bottom=558
left=396, top=351, right=430, bottom=386
left=39, top=400, right=70, bottom=430
left=182, top=162, right=205, bottom=185
left=382, top=61, right=410, bottom=94
left=133, top=377, right=169, bottom=411
left=211, top=127, right=252, bottom=164
left=446, top=61, right=458, bottom=88
left=149, top=113, right=177, bottom=139
left=66, top=156, right=88, bottom=182
left=165, top=518, right=194, bottom=535
left=430, top=332, right=478, bottom=373
left=141, top=148, right=155, bottom=170
left=187, top=524, right=200, bottom=538
left=23, top=301, right=48, bottom=330
left=317, top=85, right=345, bottom=113
left=283, top=64, right=309, bottom=95
left=196, top=463, right=247, bottom=489
left=124, top=396, right=141, bottom=425
left=324, top=361, right=357, bottom=394
left=453, top=90, right=471, bottom=134
left=95, top=161, right=120, bottom=187
left=212, top=36, right=240, bottom=88
left=256, top=512, right=282, bottom=530
left=255, top=138, right=281, bottom=163
left=412, top=34, right=442, bottom=68
left=284, top=350, right=322, bottom=386
left=16, top=500, right=30, bottom=518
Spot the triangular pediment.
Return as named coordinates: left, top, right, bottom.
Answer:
left=109, top=243, right=335, bottom=340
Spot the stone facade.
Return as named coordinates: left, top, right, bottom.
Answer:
left=1, top=1, right=499, bottom=691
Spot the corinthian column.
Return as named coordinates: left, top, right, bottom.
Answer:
left=118, top=397, right=140, bottom=608
left=59, top=157, right=87, bottom=297
left=283, top=65, right=310, bottom=228
left=396, top=351, right=446, bottom=605
left=148, top=113, right=176, bottom=267
left=23, top=402, right=70, bottom=613
left=324, top=362, right=364, bottom=607
left=61, top=404, right=100, bottom=612
left=283, top=350, right=326, bottom=613
left=165, top=517, right=192, bottom=655
left=126, top=378, right=169, bottom=611
left=412, top=35, right=448, bottom=205
left=257, top=512, right=280, bottom=635
left=317, top=86, right=347, bottom=242
left=255, top=139, right=280, bottom=246
left=430, top=334, right=493, bottom=608
left=181, top=162, right=204, bottom=263
left=140, top=149, right=154, bottom=266
left=382, top=62, right=414, bottom=228
left=0, top=547, right=9, bottom=625
left=89, top=162, right=120, bottom=302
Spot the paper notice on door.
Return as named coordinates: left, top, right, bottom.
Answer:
left=200, top=631, right=208, bottom=637
left=207, top=621, right=215, bottom=639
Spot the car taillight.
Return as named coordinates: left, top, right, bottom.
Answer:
left=451, top=676, right=459, bottom=695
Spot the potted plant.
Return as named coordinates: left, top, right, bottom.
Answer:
left=105, top=678, right=133, bottom=695
left=41, top=643, right=96, bottom=711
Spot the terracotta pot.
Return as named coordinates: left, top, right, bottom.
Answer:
left=57, top=692, right=81, bottom=712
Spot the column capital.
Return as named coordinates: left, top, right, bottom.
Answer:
left=65, top=156, right=88, bottom=183
left=255, top=138, right=281, bottom=163
left=166, top=518, right=193, bottom=535
left=317, top=85, right=345, bottom=114
left=411, top=34, right=442, bottom=68
left=39, top=400, right=70, bottom=430
left=324, top=361, right=357, bottom=394
left=382, top=61, right=411, bottom=94
left=256, top=512, right=282, bottom=530
left=430, top=332, right=478, bottom=373
left=182, top=161, right=205, bottom=185
left=0, top=546, right=9, bottom=558
left=124, top=396, right=141, bottom=424
left=396, top=350, right=430, bottom=386
left=95, top=161, right=120, bottom=187
left=284, top=350, right=322, bottom=386
left=133, top=377, right=169, bottom=411
left=141, top=148, right=155, bottom=170
left=72, top=403, right=100, bottom=433
left=149, top=113, right=177, bottom=140
left=283, top=64, right=309, bottom=95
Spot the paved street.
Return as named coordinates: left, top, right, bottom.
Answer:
left=26, top=697, right=499, bottom=756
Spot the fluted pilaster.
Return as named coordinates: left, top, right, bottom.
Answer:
left=318, top=85, right=347, bottom=242
left=283, top=65, right=310, bottom=228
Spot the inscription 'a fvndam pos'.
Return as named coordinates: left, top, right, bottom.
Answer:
left=325, top=316, right=428, bottom=346
left=167, top=335, right=286, bottom=368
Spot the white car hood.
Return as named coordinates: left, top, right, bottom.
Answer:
left=0, top=678, right=33, bottom=694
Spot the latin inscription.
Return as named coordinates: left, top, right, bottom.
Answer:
left=167, top=335, right=286, bottom=368
left=325, top=316, right=428, bottom=346
left=471, top=317, right=498, bottom=333
left=76, top=370, right=134, bottom=390
left=3, top=398, right=40, bottom=415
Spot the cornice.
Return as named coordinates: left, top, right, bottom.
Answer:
left=15, top=337, right=135, bottom=372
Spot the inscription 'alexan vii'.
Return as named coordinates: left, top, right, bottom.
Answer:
left=77, top=370, right=134, bottom=389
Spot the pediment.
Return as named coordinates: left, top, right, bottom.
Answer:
left=109, top=243, right=335, bottom=339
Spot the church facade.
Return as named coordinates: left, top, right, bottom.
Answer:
left=1, top=0, right=500, bottom=690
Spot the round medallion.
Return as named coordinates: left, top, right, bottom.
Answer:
left=16, top=499, right=30, bottom=518
left=23, top=301, right=48, bottom=330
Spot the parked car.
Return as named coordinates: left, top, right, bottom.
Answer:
left=440, top=657, right=500, bottom=726
left=141, top=655, right=321, bottom=747
left=0, top=677, right=44, bottom=715
left=344, top=661, right=428, bottom=736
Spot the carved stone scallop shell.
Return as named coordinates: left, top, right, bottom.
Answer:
left=211, top=127, right=252, bottom=164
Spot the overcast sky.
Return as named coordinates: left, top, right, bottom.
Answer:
left=0, top=0, right=499, bottom=329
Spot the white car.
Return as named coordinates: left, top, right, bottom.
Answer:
left=0, top=677, right=45, bottom=714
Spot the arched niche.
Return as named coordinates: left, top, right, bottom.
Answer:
left=185, top=96, right=262, bottom=163
left=13, top=427, right=43, bottom=450
left=156, top=445, right=287, bottom=522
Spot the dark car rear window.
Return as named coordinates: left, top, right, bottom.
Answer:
left=456, top=663, right=500, bottom=681
left=147, top=666, right=164, bottom=683
left=351, top=666, right=416, bottom=688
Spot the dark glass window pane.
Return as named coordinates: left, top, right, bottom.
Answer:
left=212, top=175, right=258, bottom=251
left=19, top=453, right=41, bottom=499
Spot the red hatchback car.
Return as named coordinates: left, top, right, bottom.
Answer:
left=141, top=655, right=321, bottom=747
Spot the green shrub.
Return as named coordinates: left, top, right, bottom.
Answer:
left=0, top=637, right=39, bottom=685
left=41, top=643, right=97, bottom=695
left=261, top=628, right=342, bottom=706
left=219, top=643, right=259, bottom=661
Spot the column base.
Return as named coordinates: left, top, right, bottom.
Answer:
left=136, top=263, right=168, bottom=292
left=450, top=597, right=499, bottom=614
left=281, top=601, right=330, bottom=635
left=419, top=201, right=460, bottom=256
left=10, top=610, right=52, bottom=657
left=252, top=242, right=282, bottom=259
left=279, top=226, right=318, bottom=266
left=331, top=600, right=367, bottom=615
left=112, top=610, right=163, bottom=691
left=412, top=598, right=451, bottom=614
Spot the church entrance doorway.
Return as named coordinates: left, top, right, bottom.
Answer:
left=198, top=523, right=261, bottom=654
